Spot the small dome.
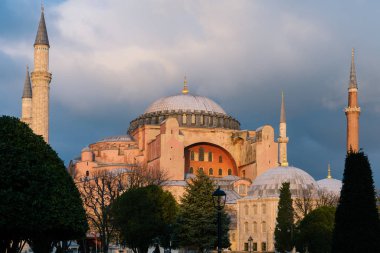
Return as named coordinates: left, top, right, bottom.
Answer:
left=317, top=178, right=342, bottom=195
left=98, top=135, right=134, bottom=142
left=247, top=166, right=319, bottom=199
left=144, top=94, right=227, bottom=115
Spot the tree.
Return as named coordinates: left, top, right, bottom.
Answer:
left=175, top=170, right=230, bottom=253
left=75, top=165, right=168, bottom=253
left=0, top=116, right=88, bottom=253
left=296, top=206, right=335, bottom=253
left=274, top=182, right=295, bottom=253
left=111, top=185, right=177, bottom=253
left=332, top=151, right=380, bottom=253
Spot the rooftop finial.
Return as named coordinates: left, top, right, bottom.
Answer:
left=349, top=48, right=357, bottom=89
left=182, top=75, right=189, bottom=94
left=327, top=163, right=332, bottom=179
left=280, top=91, right=286, bottom=123
left=41, top=0, right=44, bottom=12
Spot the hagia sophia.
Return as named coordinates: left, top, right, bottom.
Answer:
left=20, top=7, right=363, bottom=253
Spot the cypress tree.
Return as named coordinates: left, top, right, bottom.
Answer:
left=275, top=182, right=295, bottom=253
left=175, top=169, right=230, bottom=253
left=332, top=151, right=380, bottom=252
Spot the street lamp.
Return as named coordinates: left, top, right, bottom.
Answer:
left=212, top=186, right=227, bottom=253
left=248, top=236, right=253, bottom=253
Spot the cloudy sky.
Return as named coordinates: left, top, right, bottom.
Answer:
left=1, top=0, right=380, bottom=187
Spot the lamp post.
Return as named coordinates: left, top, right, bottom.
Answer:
left=248, top=236, right=253, bottom=253
left=212, top=186, right=227, bottom=253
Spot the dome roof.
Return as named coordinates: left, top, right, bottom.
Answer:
left=98, top=135, right=134, bottom=142
left=317, top=178, right=342, bottom=195
left=144, top=94, right=227, bottom=115
left=247, top=166, right=319, bottom=199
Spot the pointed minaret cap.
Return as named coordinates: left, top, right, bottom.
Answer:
left=280, top=91, right=286, bottom=123
left=22, top=66, right=32, bottom=98
left=34, top=6, right=50, bottom=47
left=327, top=163, right=332, bottom=179
left=349, top=48, right=357, bottom=89
left=182, top=76, right=189, bottom=94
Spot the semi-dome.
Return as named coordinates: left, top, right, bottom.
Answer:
left=317, top=178, right=342, bottom=195
left=247, top=166, right=319, bottom=199
left=144, top=94, right=227, bottom=115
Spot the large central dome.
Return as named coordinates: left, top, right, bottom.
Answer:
left=144, top=94, right=227, bottom=115
left=128, top=84, right=240, bottom=133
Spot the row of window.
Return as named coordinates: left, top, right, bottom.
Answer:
left=190, top=149, right=223, bottom=163
left=189, top=167, right=232, bottom=176
left=243, top=242, right=267, bottom=252
left=244, top=203, right=267, bottom=215
left=244, top=221, right=267, bottom=233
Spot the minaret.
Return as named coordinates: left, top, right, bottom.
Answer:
left=344, top=48, right=360, bottom=152
left=31, top=6, right=52, bottom=143
left=278, top=92, right=289, bottom=166
left=21, top=66, right=33, bottom=127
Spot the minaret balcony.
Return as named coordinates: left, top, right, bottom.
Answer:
left=277, top=137, right=289, bottom=143
left=344, top=107, right=361, bottom=113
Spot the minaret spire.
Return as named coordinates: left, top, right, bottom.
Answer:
left=22, top=66, right=32, bottom=99
left=182, top=76, right=189, bottom=94
left=21, top=66, right=33, bottom=127
left=278, top=92, right=289, bottom=166
left=349, top=48, right=357, bottom=89
left=34, top=5, right=49, bottom=47
left=327, top=163, right=332, bottom=179
left=345, top=49, right=360, bottom=152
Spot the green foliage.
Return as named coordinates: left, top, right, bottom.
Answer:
left=0, top=116, right=88, bottom=253
left=274, top=182, right=295, bottom=253
left=111, top=185, right=177, bottom=253
left=332, top=151, right=380, bottom=253
left=175, top=170, right=230, bottom=253
left=296, top=206, right=335, bottom=253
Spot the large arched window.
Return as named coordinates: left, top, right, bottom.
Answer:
left=209, top=168, right=213, bottom=175
left=253, top=204, right=258, bottom=215
left=261, top=221, right=267, bottom=233
left=218, top=168, right=223, bottom=176
left=190, top=151, right=195, bottom=161
left=244, top=222, right=249, bottom=233
left=228, top=168, right=232, bottom=175
left=208, top=152, right=213, bottom=162
left=253, top=222, right=257, bottom=233
left=199, top=167, right=204, bottom=173
left=261, top=204, right=266, bottom=215
left=199, top=148, right=204, bottom=161
left=189, top=167, right=194, bottom=174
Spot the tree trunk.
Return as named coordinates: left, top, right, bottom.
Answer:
left=30, top=239, right=52, bottom=253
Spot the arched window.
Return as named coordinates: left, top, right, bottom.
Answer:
left=200, top=115, right=204, bottom=125
left=219, top=155, right=223, bottom=163
left=208, top=152, right=213, bottom=162
left=199, top=148, right=204, bottom=161
left=261, top=204, right=266, bottom=215
left=228, top=168, right=232, bottom=175
left=182, top=114, right=186, bottom=124
left=244, top=222, right=249, bottom=233
left=244, top=205, right=249, bottom=215
left=209, top=168, right=213, bottom=175
left=189, top=167, right=193, bottom=174
left=191, top=114, right=195, bottom=124
left=199, top=167, right=203, bottom=173
left=85, top=170, right=89, bottom=177
left=190, top=151, right=195, bottom=161
left=218, top=168, right=223, bottom=176
left=253, top=222, right=257, bottom=233
left=261, top=221, right=267, bottom=233
left=253, top=204, right=258, bottom=215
